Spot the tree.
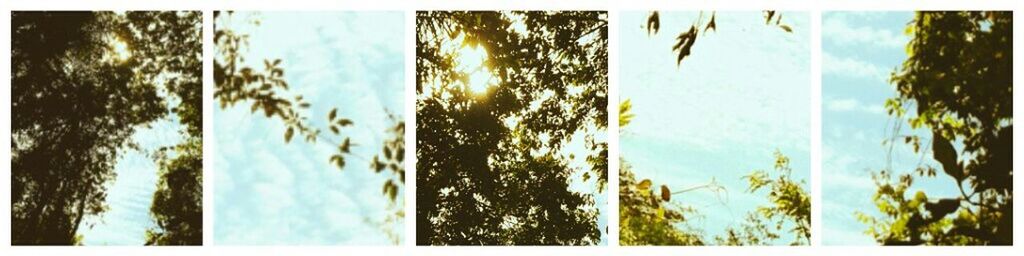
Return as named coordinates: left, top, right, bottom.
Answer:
left=116, top=11, right=205, bottom=246
left=11, top=11, right=201, bottom=245
left=213, top=11, right=406, bottom=244
left=416, top=11, right=608, bottom=245
left=859, top=11, right=1012, bottom=245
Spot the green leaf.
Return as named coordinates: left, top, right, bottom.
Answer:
left=337, top=118, right=353, bottom=126
left=284, top=127, right=294, bottom=143
left=638, top=179, right=652, bottom=191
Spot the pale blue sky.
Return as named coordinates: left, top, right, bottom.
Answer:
left=821, top=11, right=960, bottom=245
left=620, top=11, right=810, bottom=244
left=213, top=12, right=404, bottom=245
left=78, top=117, right=183, bottom=245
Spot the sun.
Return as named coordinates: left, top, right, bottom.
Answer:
left=456, top=45, right=495, bottom=94
left=105, top=35, right=131, bottom=63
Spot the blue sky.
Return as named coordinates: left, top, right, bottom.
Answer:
left=620, top=11, right=810, bottom=244
left=78, top=118, right=183, bottom=245
left=213, top=12, right=405, bottom=245
left=821, top=11, right=961, bottom=245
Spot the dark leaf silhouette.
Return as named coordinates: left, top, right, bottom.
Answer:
left=860, top=11, right=1012, bottom=245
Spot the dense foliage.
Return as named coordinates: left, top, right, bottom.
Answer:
left=11, top=11, right=202, bottom=245
left=859, top=11, right=1012, bottom=245
left=416, top=11, right=608, bottom=245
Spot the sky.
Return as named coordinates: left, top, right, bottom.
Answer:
left=78, top=30, right=188, bottom=245
left=619, top=11, right=810, bottom=244
left=821, top=11, right=961, bottom=245
left=78, top=118, right=182, bottom=245
left=213, top=12, right=405, bottom=245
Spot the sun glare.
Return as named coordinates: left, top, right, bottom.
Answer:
left=106, top=35, right=131, bottom=63
left=456, top=45, right=495, bottom=94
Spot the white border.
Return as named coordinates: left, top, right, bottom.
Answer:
left=0, top=0, right=1020, bottom=255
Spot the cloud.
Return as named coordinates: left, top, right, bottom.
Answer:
left=214, top=12, right=404, bottom=245
left=825, top=97, right=884, bottom=115
left=823, top=52, right=889, bottom=81
left=823, top=13, right=907, bottom=49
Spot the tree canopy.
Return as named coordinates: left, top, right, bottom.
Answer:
left=859, top=11, right=1012, bottom=245
left=416, top=11, right=608, bottom=245
left=11, top=11, right=202, bottom=245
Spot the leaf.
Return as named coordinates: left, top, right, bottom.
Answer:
left=672, top=26, right=698, bottom=66
left=704, top=13, right=717, bottom=33
left=284, top=127, right=294, bottom=143
left=619, top=99, right=635, bottom=128
left=932, top=132, right=962, bottom=183
left=330, top=155, right=344, bottom=170
left=925, top=198, right=960, bottom=220
left=299, top=102, right=311, bottom=108
left=329, top=125, right=339, bottom=135
left=328, top=108, right=337, bottom=121
left=779, top=24, right=793, bottom=33
left=660, top=185, right=671, bottom=202
left=638, top=179, right=652, bottom=191
left=646, top=11, right=660, bottom=36
left=383, top=145, right=392, bottom=159
left=337, top=118, right=354, bottom=126
left=340, top=137, right=351, bottom=153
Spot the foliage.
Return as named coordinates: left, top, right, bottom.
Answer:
left=416, top=11, right=608, bottom=245
left=121, top=11, right=205, bottom=246
left=146, top=138, right=203, bottom=245
left=644, top=11, right=793, bottom=67
left=619, top=160, right=705, bottom=246
left=213, top=11, right=406, bottom=244
left=11, top=11, right=201, bottom=245
left=619, top=150, right=809, bottom=246
left=718, top=151, right=811, bottom=245
left=860, top=11, right=1012, bottom=245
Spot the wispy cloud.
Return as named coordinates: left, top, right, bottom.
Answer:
left=824, top=97, right=885, bottom=115
left=822, top=52, right=889, bottom=81
left=823, top=13, right=907, bottom=49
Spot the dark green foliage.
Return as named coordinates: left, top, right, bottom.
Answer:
left=860, top=11, right=1012, bottom=245
left=146, top=138, right=202, bottom=245
left=11, top=11, right=202, bottom=245
left=416, top=11, right=608, bottom=245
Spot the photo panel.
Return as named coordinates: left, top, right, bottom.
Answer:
left=618, top=11, right=811, bottom=246
left=822, top=11, right=1012, bottom=246
left=11, top=11, right=203, bottom=246
left=415, top=11, right=609, bottom=246
left=212, top=11, right=406, bottom=245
